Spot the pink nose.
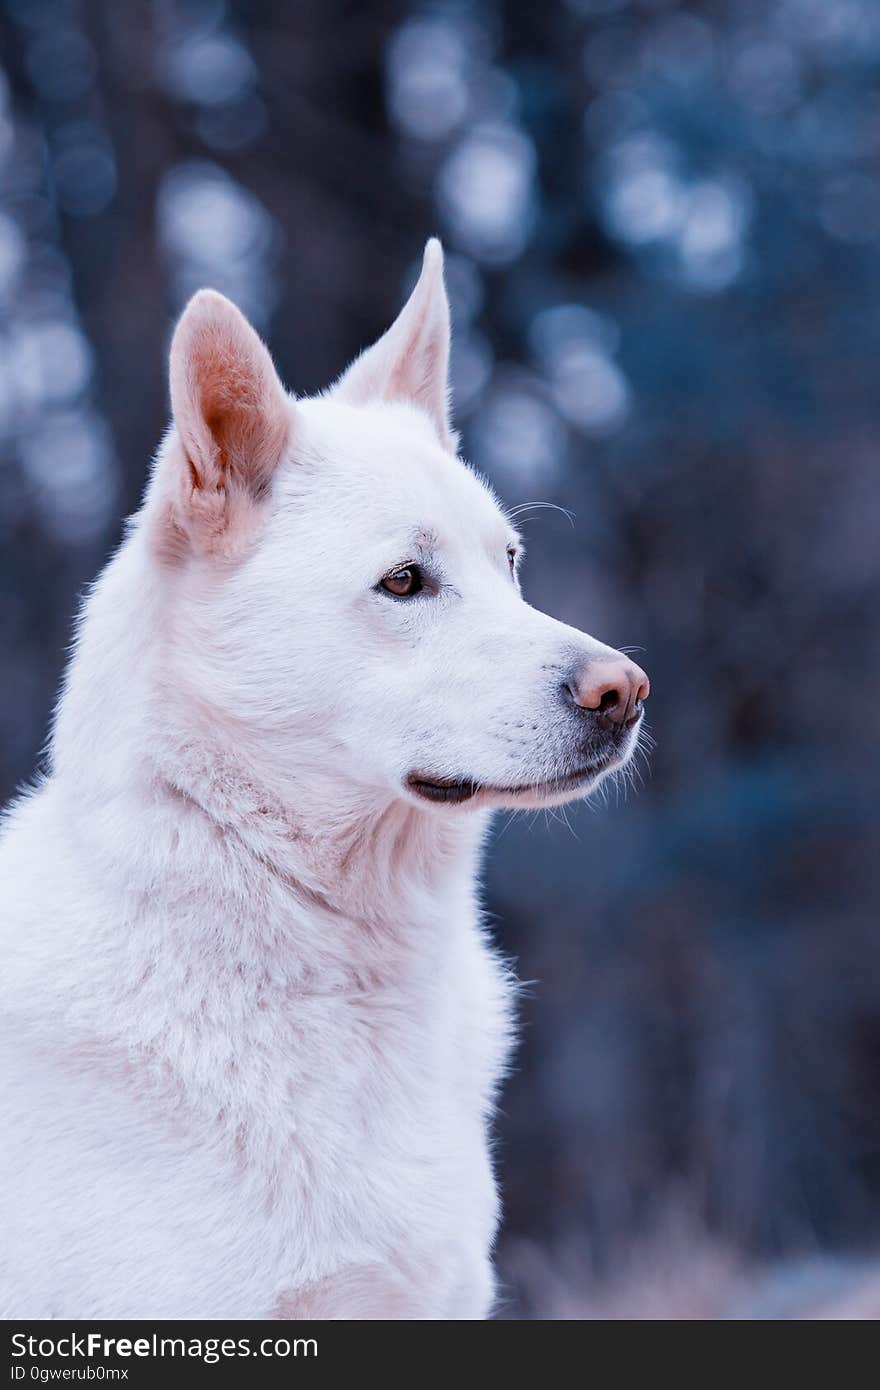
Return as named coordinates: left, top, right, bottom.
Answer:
left=566, top=656, right=650, bottom=727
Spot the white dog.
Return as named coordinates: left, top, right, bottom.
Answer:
left=0, top=240, right=648, bottom=1320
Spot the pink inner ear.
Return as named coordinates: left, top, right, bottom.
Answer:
left=387, top=335, right=441, bottom=413
left=190, top=341, right=276, bottom=495
left=171, top=290, right=291, bottom=502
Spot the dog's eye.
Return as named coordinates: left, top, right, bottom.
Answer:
left=380, top=565, right=424, bottom=598
left=507, top=545, right=518, bottom=574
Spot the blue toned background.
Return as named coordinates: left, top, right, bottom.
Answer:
left=1, top=0, right=878, bottom=1315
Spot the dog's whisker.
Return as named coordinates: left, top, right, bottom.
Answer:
left=505, top=500, right=576, bottom=527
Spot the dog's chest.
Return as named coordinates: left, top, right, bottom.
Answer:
left=155, top=899, right=513, bottom=1282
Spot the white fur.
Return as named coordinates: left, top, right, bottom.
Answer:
left=0, top=242, right=645, bottom=1319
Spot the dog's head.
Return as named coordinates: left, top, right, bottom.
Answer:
left=150, top=240, right=648, bottom=814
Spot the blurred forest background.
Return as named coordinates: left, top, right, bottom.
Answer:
left=1, top=0, right=879, bottom=1317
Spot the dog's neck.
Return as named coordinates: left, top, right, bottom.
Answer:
left=156, top=729, right=487, bottom=929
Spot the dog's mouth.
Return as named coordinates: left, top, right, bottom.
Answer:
left=406, top=759, right=615, bottom=807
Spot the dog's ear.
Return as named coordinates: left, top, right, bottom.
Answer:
left=333, top=238, right=457, bottom=452
left=164, top=290, right=291, bottom=558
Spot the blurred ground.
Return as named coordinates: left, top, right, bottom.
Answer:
left=498, top=1214, right=880, bottom=1318
left=0, top=0, right=878, bottom=1316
